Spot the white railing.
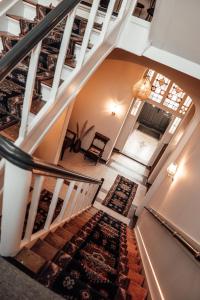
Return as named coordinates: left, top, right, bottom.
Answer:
left=0, top=151, right=102, bottom=256
left=11, top=0, right=135, bottom=148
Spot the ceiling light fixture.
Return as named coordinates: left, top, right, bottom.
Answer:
left=132, top=72, right=152, bottom=100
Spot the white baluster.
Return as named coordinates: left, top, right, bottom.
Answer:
left=78, top=183, right=90, bottom=212
left=66, top=182, right=83, bottom=217
left=86, top=184, right=97, bottom=207
left=44, top=178, right=64, bottom=230
left=76, top=0, right=101, bottom=69
left=23, top=175, right=44, bottom=241
left=49, top=8, right=77, bottom=103
left=0, top=161, right=32, bottom=256
left=71, top=182, right=84, bottom=216
left=19, top=42, right=42, bottom=139
left=75, top=182, right=89, bottom=213
left=57, top=180, right=75, bottom=222
left=99, top=0, right=116, bottom=41
left=118, top=0, right=131, bottom=18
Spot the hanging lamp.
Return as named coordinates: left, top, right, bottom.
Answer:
left=132, top=72, right=151, bottom=100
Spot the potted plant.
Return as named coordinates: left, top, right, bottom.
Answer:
left=73, top=120, right=94, bottom=153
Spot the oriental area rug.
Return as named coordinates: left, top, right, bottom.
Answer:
left=102, top=175, right=138, bottom=217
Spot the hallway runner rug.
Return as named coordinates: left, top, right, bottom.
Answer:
left=38, top=212, right=131, bottom=299
left=102, top=175, right=138, bottom=216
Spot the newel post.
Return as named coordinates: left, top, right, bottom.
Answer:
left=0, top=161, right=32, bottom=257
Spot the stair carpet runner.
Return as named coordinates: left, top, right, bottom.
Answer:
left=14, top=206, right=148, bottom=300
left=0, top=1, right=102, bottom=138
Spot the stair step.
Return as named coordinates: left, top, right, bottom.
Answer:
left=63, top=223, right=80, bottom=235
left=23, top=0, right=37, bottom=7
left=128, top=270, right=145, bottom=286
left=44, top=232, right=66, bottom=250
left=55, top=227, right=74, bottom=241
left=69, top=217, right=89, bottom=227
left=87, top=207, right=99, bottom=215
left=31, top=239, right=58, bottom=261
left=128, top=282, right=148, bottom=300
left=15, top=248, right=46, bottom=274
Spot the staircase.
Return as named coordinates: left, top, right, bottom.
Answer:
left=0, top=137, right=148, bottom=299
left=0, top=0, right=135, bottom=152
left=0, top=0, right=150, bottom=298
left=12, top=207, right=148, bottom=299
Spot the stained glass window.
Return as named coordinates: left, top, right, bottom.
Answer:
left=163, top=83, right=185, bottom=111
left=146, top=69, right=155, bottom=81
left=179, top=96, right=192, bottom=115
left=149, top=73, right=170, bottom=103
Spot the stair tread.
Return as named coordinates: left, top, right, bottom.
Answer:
left=55, top=227, right=74, bottom=241
left=30, top=98, right=45, bottom=115
left=6, top=13, right=35, bottom=22
left=63, top=223, right=80, bottom=235
left=31, top=239, right=58, bottom=261
left=23, top=0, right=37, bottom=7
left=0, top=31, right=18, bottom=38
left=0, top=123, right=20, bottom=142
left=45, top=232, right=66, bottom=250
left=15, top=248, right=46, bottom=274
left=128, top=281, right=148, bottom=300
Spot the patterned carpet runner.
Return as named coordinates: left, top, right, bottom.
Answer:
left=102, top=175, right=138, bottom=217
left=38, top=212, right=131, bottom=299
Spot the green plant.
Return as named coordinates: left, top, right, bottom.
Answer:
left=76, top=120, right=94, bottom=141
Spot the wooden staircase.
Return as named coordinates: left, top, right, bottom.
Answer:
left=9, top=205, right=148, bottom=300
left=0, top=0, right=103, bottom=140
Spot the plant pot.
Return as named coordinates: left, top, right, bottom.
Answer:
left=73, top=139, right=81, bottom=153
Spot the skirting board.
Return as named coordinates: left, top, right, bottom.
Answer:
left=93, top=201, right=131, bottom=225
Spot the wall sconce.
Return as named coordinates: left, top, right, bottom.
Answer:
left=111, top=103, right=120, bottom=116
left=167, top=163, right=178, bottom=181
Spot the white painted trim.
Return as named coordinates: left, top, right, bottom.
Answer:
left=0, top=0, right=20, bottom=17
left=144, top=46, right=200, bottom=80
left=135, top=226, right=165, bottom=300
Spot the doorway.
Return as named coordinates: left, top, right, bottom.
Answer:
left=122, top=102, right=172, bottom=166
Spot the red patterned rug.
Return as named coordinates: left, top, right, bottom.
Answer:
left=102, top=175, right=138, bottom=217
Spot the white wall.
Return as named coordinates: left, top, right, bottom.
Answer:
left=147, top=121, right=200, bottom=243
left=150, top=0, right=200, bottom=65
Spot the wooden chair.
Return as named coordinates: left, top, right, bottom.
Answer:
left=60, top=129, right=76, bottom=160
left=84, top=132, right=110, bottom=164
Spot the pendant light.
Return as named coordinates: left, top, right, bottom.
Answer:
left=132, top=71, right=152, bottom=100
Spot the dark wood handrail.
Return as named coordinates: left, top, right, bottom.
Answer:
left=0, top=136, right=102, bottom=185
left=0, top=0, right=81, bottom=82
left=145, top=207, right=200, bottom=261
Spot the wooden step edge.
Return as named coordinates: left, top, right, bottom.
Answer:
left=23, top=0, right=37, bottom=7
left=44, top=231, right=66, bottom=250
left=15, top=248, right=46, bottom=274
left=6, top=13, right=35, bottom=23
left=31, top=239, right=58, bottom=261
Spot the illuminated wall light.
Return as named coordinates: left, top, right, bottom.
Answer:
left=108, top=101, right=121, bottom=116
left=167, top=163, right=178, bottom=181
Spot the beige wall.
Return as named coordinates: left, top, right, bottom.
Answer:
left=148, top=121, right=200, bottom=243
left=34, top=107, right=71, bottom=164
left=68, top=57, right=146, bottom=161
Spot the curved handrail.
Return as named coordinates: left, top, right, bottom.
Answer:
left=0, top=0, right=81, bottom=82
left=0, top=136, right=102, bottom=185
left=145, top=207, right=200, bottom=261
